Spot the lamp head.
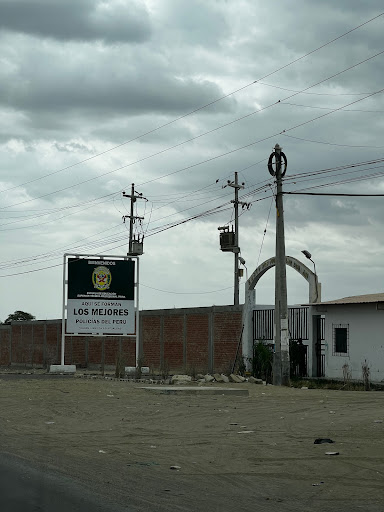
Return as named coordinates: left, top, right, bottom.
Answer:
left=302, top=250, right=312, bottom=260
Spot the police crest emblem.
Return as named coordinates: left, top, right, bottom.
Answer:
left=92, top=266, right=112, bottom=291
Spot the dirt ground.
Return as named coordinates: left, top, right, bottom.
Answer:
left=0, top=374, right=383, bottom=511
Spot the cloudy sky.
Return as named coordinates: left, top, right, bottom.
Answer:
left=0, top=0, right=383, bottom=321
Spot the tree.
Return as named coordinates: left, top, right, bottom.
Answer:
left=4, top=311, right=35, bottom=324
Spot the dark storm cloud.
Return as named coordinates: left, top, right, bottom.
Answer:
left=0, top=31, right=235, bottom=119
left=0, top=0, right=151, bottom=43
left=2, top=69, right=233, bottom=115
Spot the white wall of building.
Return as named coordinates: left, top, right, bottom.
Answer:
left=321, top=303, right=384, bottom=383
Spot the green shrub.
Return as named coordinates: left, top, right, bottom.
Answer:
left=250, top=341, right=273, bottom=382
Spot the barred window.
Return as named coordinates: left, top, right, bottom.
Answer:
left=333, top=324, right=349, bottom=355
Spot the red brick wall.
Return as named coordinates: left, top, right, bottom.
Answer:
left=186, top=314, right=209, bottom=373
left=0, top=326, right=11, bottom=365
left=11, top=324, right=23, bottom=365
left=121, top=338, right=136, bottom=367
left=214, top=311, right=243, bottom=373
left=142, top=316, right=161, bottom=369
left=32, top=324, right=45, bottom=365
left=71, top=336, right=87, bottom=366
left=104, top=337, right=119, bottom=365
left=89, top=339, right=102, bottom=365
left=0, top=306, right=243, bottom=373
left=21, top=324, right=33, bottom=365
left=163, top=315, right=184, bottom=370
left=45, top=324, right=59, bottom=365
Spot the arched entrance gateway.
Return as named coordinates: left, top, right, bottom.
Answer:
left=242, top=255, right=322, bottom=377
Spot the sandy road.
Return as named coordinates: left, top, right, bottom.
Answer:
left=0, top=374, right=383, bottom=511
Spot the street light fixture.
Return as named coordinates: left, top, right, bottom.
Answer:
left=301, top=250, right=318, bottom=302
left=238, top=255, right=248, bottom=280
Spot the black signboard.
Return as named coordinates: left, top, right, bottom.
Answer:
left=67, top=258, right=135, bottom=300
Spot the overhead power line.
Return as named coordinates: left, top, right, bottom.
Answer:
left=137, top=91, right=384, bottom=191
left=0, top=195, right=119, bottom=230
left=285, top=158, right=384, bottom=180
left=140, top=283, right=233, bottom=295
left=0, top=160, right=371, bottom=265
left=3, top=160, right=384, bottom=277
left=285, top=192, right=384, bottom=196
left=256, top=192, right=275, bottom=267
left=1, top=152, right=383, bottom=238
left=282, top=133, right=384, bottom=149
left=0, top=203, right=235, bottom=277
left=258, top=81, right=380, bottom=96
left=281, top=101, right=384, bottom=113
left=1, top=12, right=382, bottom=199
left=2, top=46, right=382, bottom=214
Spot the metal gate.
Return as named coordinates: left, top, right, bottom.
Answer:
left=253, top=308, right=326, bottom=377
left=253, top=307, right=309, bottom=342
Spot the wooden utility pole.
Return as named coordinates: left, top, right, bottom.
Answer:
left=268, top=144, right=290, bottom=386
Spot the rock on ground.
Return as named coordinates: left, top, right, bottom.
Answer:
left=248, top=377, right=263, bottom=384
left=229, top=374, right=245, bottom=383
left=171, top=375, right=192, bottom=385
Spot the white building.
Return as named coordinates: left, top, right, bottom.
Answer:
left=310, top=293, right=384, bottom=383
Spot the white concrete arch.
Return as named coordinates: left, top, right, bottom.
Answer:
left=242, top=255, right=321, bottom=365
left=246, top=255, right=320, bottom=303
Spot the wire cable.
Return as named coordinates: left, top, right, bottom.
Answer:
left=282, top=133, right=384, bottom=149
left=1, top=11, right=382, bottom=197
left=258, top=81, right=380, bottom=96
left=140, top=283, right=233, bottom=295
left=281, top=101, right=384, bottom=113
left=285, top=192, right=384, bottom=196
left=136, top=85, right=384, bottom=190
left=285, top=158, right=384, bottom=181
left=1, top=53, right=382, bottom=216
left=257, top=191, right=275, bottom=267
left=4, top=161, right=383, bottom=277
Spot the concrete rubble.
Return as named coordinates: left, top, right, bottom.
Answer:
left=229, top=374, right=246, bottom=383
left=75, top=370, right=265, bottom=386
left=248, top=376, right=263, bottom=384
left=166, top=371, right=262, bottom=385
left=167, top=372, right=263, bottom=385
left=213, top=373, right=231, bottom=383
left=171, top=374, right=192, bottom=385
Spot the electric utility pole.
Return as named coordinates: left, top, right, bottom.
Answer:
left=122, top=184, right=147, bottom=256
left=232, top=172, right=242, bottom=305
left=219, top=173, right=250, bottom=305
left=268, top=143, right=290, bottom=386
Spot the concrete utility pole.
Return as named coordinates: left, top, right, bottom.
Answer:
left=122, top=184, right=147, bottom=255
left=219, top=174, right=250, bottom=305
left=233, top=172, right=241, bottom=305
left=268, top=144, right=290, bottom=386
left=228, top=172, right=246, bottom=305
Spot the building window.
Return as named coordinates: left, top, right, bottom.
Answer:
left=333, top=324, right=349, bottom=355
